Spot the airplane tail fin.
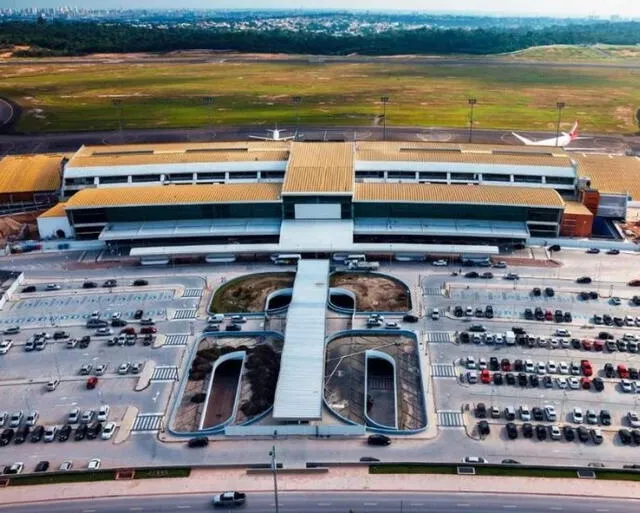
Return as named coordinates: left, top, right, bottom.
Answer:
left=512, top=132, right=534, bottom=145
left=569, top=121, right=579, bottom=139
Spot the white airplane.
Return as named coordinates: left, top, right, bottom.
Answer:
left=249, top=126, right=296, bottom=141
left=511, top=121, right=587, bottom=147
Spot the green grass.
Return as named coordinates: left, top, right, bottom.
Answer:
left=2, top=58, right=640, bottom=133
left=133, top=467, right=191, bottom=479
left=370, top=465, right=457, bottom=475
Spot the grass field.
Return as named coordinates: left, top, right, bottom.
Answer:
left=2, top=58, right=640, bottom=133
left=507, top=44, right=640, bottom=62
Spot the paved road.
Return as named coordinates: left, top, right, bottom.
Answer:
left=3, top=491, right=639, bottom=513
left=0, top=98, right=15, bottom=127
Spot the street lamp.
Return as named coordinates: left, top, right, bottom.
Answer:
left=202, top=96, right=215, bottom=140
left=292, top=96, right=302, bottom=141
left=380, top=96, right=389, bottom=141
left=555, top=101, right=566, bottom=147
left=468, top=98, right=477, bottom=143
left=269, top=445, right=279, bottom=513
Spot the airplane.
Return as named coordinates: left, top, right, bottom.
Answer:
left=249, top=126, right=296, bottom=141
left=511, top=121, right=588, bottom=148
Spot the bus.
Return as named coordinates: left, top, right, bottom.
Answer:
left=140, top=255, right=170, bottom=266
left=270, top=253, right=302, bottom=265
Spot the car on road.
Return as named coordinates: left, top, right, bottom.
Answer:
left=46, top=378, right=60, bottom=392
left=95, top=327, right=113, bottom=336
left=21, top=285, right=36, bottom=293
left=101, top=422, right=116, bottom=440
left=367, top=434, right=391, bottom=446
left=187, top=436, right=209, bottom=448
left=87, top=458, right=101, bottom=470
left=102, top=279, right=117, bottom=288
left=607, top=249, right=620, bottom=255
left=3, top=326, right=19, bottom=335
left=59, top=460, right=73, bottom=471
left=586, top=248, right=600, bottom=254
left=0, top=340, right=13, bottom=354
left=462, top=456, right=487, bottom=464
left=86, top=377, right=98, bottom=390
left=132, top=279, right=149, bottom=286
left=504, top=273, right=519, bottom=280
left=118, top=362, right=131, bottom=375
left=432, top=259, right=448, bottom=266
left=134, top=309, right=144, bottom=320
left=82, top=281, right=97, bottom=288
left=212, top=491, right=247, bottom=508
left=45, top=283, right=61, bottom=291
left=576, top=276, right=592, bottom=284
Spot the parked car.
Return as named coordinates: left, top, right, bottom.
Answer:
left=367, top=434, right=391, bottom=446
left=132, top=279, right=149, bottom=286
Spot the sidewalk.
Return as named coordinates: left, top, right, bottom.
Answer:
left=4, top=466, right=640, bottom=505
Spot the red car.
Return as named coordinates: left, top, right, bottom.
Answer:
left=618, top=364, right=629, bottom=379
left=500, top=359, right=511, bottom=372
left=545, top=310, right=553, bottom=321
left=593, top=340, right=604, bottom=352
left=480, top=369, right=492, bottom=384
left=120, top=327, right=136, bottom=335
left=140, top=326, right=157, bottom=334
left=86, top=377, right=98, bottom=390
left=582, top=339, right=593, bottom=351
left=580, top=377, right=591, bottom=390
left=581, top=360, right=593, bottom=377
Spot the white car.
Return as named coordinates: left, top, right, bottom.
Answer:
left=0, top=340, right=13, bottom=354
left=524, top=360, right=535, bottom=373
left=621, top=379, right=635, bottom=393
left=45, top=283, right=61, bottom=291
left=556, top=377, right=568, bottom=389
left=466, top=356, right=477, bottom=370
left=111, top=312, right=121, bottom=320
left=8, top=411, right=22, bottom=427
left=431, top=309, right=440, bottom=320
left=519, top=405, right=531, bottom=421
left=478, top=358, right=487, bottom=370
left=0, top=412, right=7, bottom=427
left=385, top=322, right=401, bottom=330
left=536, top=361, right=546, bottom=375
left=59, top=460, right=73, bottom=471
left=549, top=338, right=560, bottom=349
left=567, top=377, right=580, bottom=390
left=94, top=363, right=108, bottom=376
left=118, top=362, right=131, bottom=375
left=432, top=259, right=448, bottom=266
left=97, top=404, right=110, bottom=422
left=465, top=307, right=474, bottom=316
left=462, top=456, right=487, bottom=464
left=101, top=422, right=116, bottom=440
left=68, top=408, right=80, bottom=424
left=80, top=410, right=94, bottom=423
left=550, top=425, right=562, bottom=440
left=558, top=361, right=569, bottom=374
left=544, top=405, right=557, bottom=422
left=46, top=378, right=60, bottom=392
left=230, top=315, right=246, bottom=324
left=628, top=411, right=640, bottom=428
left=207, top=314, right=225, bottom=323
left=87, top=458, right=101, bottom=470
left=25, top=411, right=39, bottom=427
left=555, top=328, right=571, bottom=337
left=572, top=407, right=584, bottom=424
left=560, top=339, right=571, bottom=349
left=547, top=361, right=558, bottom=373
left=95, top=327, right=113, bottom=336
left=586, top=409, right=598, bottom=424
left=5, top=462, right=23, bottom=474
left=43, top=426, right=57, bottom=443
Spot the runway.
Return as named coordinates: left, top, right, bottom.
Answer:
left=2, top=491, right=638, bottom=513
left=0, top=124, right=637, bottom=156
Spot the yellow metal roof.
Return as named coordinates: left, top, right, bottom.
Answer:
left=65, top=183, right=282, bottom=209
left=355, top=141, right=572, bottom=167
left=563, top=200, right=594, bottom=216
left=69, top=142, right=290, bottom=168
left=282, top=142, right=354, bottom=194
left=353, top=183, right=565, bottom=208
left=574, top=154, right=640, bottom=199
left=38, top=202, right=67, bottom=218
left=0, top=155, right=62, bottom=194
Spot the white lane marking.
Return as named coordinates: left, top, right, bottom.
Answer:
left=364, top=503, right=378, bottom=506
left=177, top=507, right=191, bottom=510
left=317, top=503, right=332, bottom=506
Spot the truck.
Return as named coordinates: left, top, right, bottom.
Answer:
left=505, top=331, right=516, bottom=346
left=212, top=491, right=247, bottom=507
left=347, top=260, right=380, bottom=271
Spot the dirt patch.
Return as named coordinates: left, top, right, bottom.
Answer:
left=329, top=272, right=410, bottom=312
left=210, top=272, right=295, bottom=313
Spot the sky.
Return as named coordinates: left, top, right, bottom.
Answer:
left=2, top=0, right=640, bottom=18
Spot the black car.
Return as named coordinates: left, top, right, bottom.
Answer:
left=590, top=291, right=599, bottom=300
left=571, top=338, right=582, bottom=350
left=34, top=461, right=49, bottom=473
left=225, top=324, right=242, bottom=332
left=563, top=312, right=572, bottom=323
left=535, top=424, right=547, bottom=440
left=522, top=423, right=534, bottom=438
left=74, top=424, right=88, bottom=441
left=617, top=339, right=628, bottom=351
left=593, top=377, right=605, bottom=392
left=485, top=306, right=494, bottom=318
left=544, top=287, right=555, bottom=297
left=629, top=368, right=639, bottom=380
left=505, top=373, right=516, bottom=386
left=111, top=318, right=127, bottom=327
left=480, top=272, right=494, bottom=279
left=187, top=436, right=210, bottom=448
left=614, top=317, right=625, bottom=327
left=489, top=357, right=499, bottom=371
left=632, top=430, right=640, bottom=445
left=598, top=331, right=614, bottom=340
left=532, top=287, right=542, bottom=297
left=619, top=429, right=633, bottom=445
left=86, top=422, right=103, bottom=440
left=577, top=426, right=590, bottom=443
left=478, top=420, right=490, bottom=436
left=0, top=428, right=14, bottom=446
left=53, top=330, right=70, bottom=340
left=21, top=285, right=37, bottom=293
left=469, top=325, right=486, bottom=333
left=86, top=319, right=107, bottom=329
left=514, top=359, right=523, bottom=372
left=579, top=292, right=590, bottom=301
left=143, top=335, right=154, bottom=346
left=591, top=429, right=603, bottom=445
left=459, top=332, right=470, bottom=344
left=29, top=425, right=44, bottom=443
left=82, top=281, right=97, bottom=289
left=493, top=373, right=504, bottom=385
left=524, top=308, right=533, bottom=320
left=603, top=315, right=613, bottom=326
left=132, top=279, right=149, bottom=286
left=554, top=309, right=563, bottom=322
left=465, top=271, right=479, bottom=279
left=517, top=373, right=528, bottom=387
left=14, top=426, right=30, bottom=444
left=534, top=306, right=544, bottom=320
left=57, top=425, right=72, bottom=442
left=79, top=335, right=91, bottom=349
left=529, top=374, right=539, bottom=388
left=511, top=326, right=525, bottom=335
left=102, top=279, right=117, bottom=288
left=543, top=375, right=553, bottom=388
left=633, top=296, right=640, bottom=306
left=563, top=426, right=575, bottom=442
left=475, top=403, right=487, bottom=419
left=506, top=422, right=518, bottom=440
left=367, top=434, right=391, bottom=446
left=600, top=410, right=612, bottom=426
left=532, top=407, right=544, bottom=422
left=549, top=244, right=561, bottom=252
left=402, top=314, right=419, bottom=323
left=134, top=309, right=144, bottom=320
left=475, top=307, right=484, bottom=318
left=576, top=276, right=592, bottom=284
left=607, top=249, right=620, bottom=255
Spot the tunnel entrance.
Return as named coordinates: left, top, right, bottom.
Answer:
left=201, top=358, right=243, bottom=429
left=366, top=356, right=396, bottom=429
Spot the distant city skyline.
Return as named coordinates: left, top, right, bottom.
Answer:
left=1, top=1, right=640, bottom=18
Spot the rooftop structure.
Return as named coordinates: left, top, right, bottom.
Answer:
left=574, top=154, right=640, bottom=200
left=0, top=155, right=62, bottom=194
left=272, top=259, right=330, bottom=421
left=283, top=142, right=354, bottom=195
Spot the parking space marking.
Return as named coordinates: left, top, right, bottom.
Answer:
left=164, top=334, right=190, bottom=346
left=436, top=410, right=465, bottom=427
left=425, top=331, right=454, bottom=344
left=431, top=363, right=457, bottom=377
left=151, top=365, right=179, bottom=381
left=183, top=288, right=203, bottom=298
left=424, top=287, right=443, bottom=296
left=131, top=413, right=164, bottom=432
left=173, top=309, right=197, bottom=320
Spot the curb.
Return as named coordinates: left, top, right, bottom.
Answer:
left=134, top=361, right=155, bottom=392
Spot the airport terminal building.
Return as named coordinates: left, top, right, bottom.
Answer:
left=35, top=140, right=640, bottom=259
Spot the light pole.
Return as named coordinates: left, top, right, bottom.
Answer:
left=555, top=101, right=566, bottom=147
left=380, top=96, right=389, bottom=141
left=292, top=96, right=301, bottom=141
left=111, top=99, right=123, bottom=140
left=202, top=96, right=215, bottom=140
left=269, top=445, right=279, bottom=513
left=468, top=98, right=477, bottom=143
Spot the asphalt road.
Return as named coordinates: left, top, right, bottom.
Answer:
left=3, top=491, right=639, bottom=513
left=0, top=98, right=15, bottom=127
left=0, top=124, right=637, bottom=155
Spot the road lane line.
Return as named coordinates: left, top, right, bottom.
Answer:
left=177, top=507, right=191, bottom=510
left=363, top=503, right=378, bottom=506
left=317, top=503, right=332, bottom=506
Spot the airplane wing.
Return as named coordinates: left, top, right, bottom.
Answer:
left=511, top=132, right=534, bottom=145
left=248, top=136, right=270, bottom=140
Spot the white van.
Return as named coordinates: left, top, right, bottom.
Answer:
left=207, top=314, right=225, bottom=323
left=431, top=308, right=440, bottom=320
